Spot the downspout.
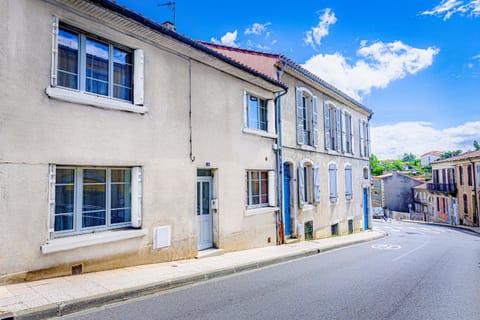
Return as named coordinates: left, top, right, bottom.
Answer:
left=275, top=60, right=288, bottom=245
left=468, top=158, right=478, bottom=226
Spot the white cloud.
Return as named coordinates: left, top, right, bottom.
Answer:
left=421, top=0, right=480, bottom=20
left=372, top=121, right=480, bottom=159
left=304, top=8, right=337, bottom=49
left=211, top=30, right=238, bottom=47
left=245, top=22, right=271, bottom=36
left=302, top=40, right=440, bottom=100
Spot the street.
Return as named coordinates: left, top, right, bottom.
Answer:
left=58, top=222, right=480, bottom=320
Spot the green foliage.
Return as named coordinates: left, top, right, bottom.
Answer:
left=439, top=150, right=461, bottom=160
left=402, top=153, right=416, bottom=163
left=370, top=153, right=428, bottom=176
left=474, top=140, right=480, bottom=150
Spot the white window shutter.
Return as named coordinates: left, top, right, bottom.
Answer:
left=345, top=166, right=352, bottom=199
left=50, top=17, right=59, bottom=87
left=268, top=170, right=276, bottom=207
left=335, top=107, right=341, bottom=151
left=313, top=163, right=320, bottom=204
left=312, top=96, right=318, bottom=147
left=48, top=164, right=56, bottom=239
left=298, top=163, right=305, bottom=208
left=341, top=110, right=347, bottom=153
left=350, top=117, right=355, bottom=155
left=296, top=88, right=304, bottom=145
left=359, top=119, right=365, bottom=157
left=131, top=166, right=143, bottom=228
left=243, top=91, right=248, bottom=127
left=133, top=49, right=145, bottom=106
left=324, top=103, right=330, bottom=150
left=267, top=99, right=276, bottom=135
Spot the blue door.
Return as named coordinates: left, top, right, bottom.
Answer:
left=283, top=163, right=291, bottom=236
left=363, top=188, right=369, bottom=230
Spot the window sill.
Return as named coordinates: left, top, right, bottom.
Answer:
left=300, top=204, right=314, bottom=212
left=46, top=87, right=147, bottom=114
left=245, top=206, right=278, bottom=216
left=41, top=229, right=147, bottom=254
left=299, top=145, right=316, bottom=152
left=242, top=128, right=277, bottom=139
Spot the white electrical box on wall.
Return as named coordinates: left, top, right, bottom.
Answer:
left=153, top=225, right=171, bottom=249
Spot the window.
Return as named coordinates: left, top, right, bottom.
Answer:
left=247, top=171, right=269, bottom=207
left=345, top=165, right=353, bottom=200
left=359, top=120, right=370, bottom=157
left=363, top=167, right=369, bottom=180
left=324, top=103, right=339, bottom=151
left=296, top=88, right=318, bottom=147
left=48, top=20, right=145, bottom=112
left=298, top=162, right=320, bottom=207
left=467, top=164, right=473, bottom=186
left=459, top=166, right=464, bottom=186
left=246, top=93, right=267, bottom=131
left=52, top=166, right=142, bottom=236
left=329, top=163, right=338, bottom=202
left=343, top=112, right=353, bottom=153
left=463, top=194, right=468, bottom=214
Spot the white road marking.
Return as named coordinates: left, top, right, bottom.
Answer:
left=392, top=239, right=430, bottom=262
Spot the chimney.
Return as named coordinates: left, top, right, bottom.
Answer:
left=161, top=21, right=176, bottom=31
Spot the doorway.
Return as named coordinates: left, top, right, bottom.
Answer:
left=197, top=175, right=213, bottom=250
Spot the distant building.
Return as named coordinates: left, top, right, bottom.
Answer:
left=372, top=171, right=423, bottom=214
left=413, top=183, right=433, bottom=221
left=421, top=151, right=442, bottom=166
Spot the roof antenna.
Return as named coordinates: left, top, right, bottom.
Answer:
left=158, top=1, right=176, bottom=30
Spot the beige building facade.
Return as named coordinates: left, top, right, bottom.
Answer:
left=202, top=45, right=374, bottom=240
left=0, top=0, right=287, bottom=282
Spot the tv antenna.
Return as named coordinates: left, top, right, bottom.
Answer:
left=158, top=1, right=176, bottom=29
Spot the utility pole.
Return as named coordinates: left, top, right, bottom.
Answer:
left=158, top=2, right=176, bottom=29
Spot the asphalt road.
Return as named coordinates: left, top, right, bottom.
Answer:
left=58, top=222, right=480, bottom=320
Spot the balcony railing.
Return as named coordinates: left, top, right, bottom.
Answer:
left=427, top=183, right=457, bottom=194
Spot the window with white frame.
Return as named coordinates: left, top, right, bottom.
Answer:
left=345, top=165, right=353, bottom=200
left=296, top=88, right=318, bottom=147
left=298, top=162, right=320, bottom=207
left=246, top=93, right=267, bottom=131
left=48, top=20, right=145, bottom=112
left=247, top=171, right=269, bottom=207
left=51, top=166, right=142, bottom=236
left=329, top=163, right=338, bottom=202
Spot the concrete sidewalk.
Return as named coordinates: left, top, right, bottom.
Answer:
left=0, top=230, right=385, bottom=320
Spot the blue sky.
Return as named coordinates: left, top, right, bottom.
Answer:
left=117, top=0, right=480, bottom=159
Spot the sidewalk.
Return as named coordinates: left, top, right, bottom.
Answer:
left=0, top=231, right=384, bottom=320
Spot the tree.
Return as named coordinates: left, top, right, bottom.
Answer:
left=474, top=140, right=480, bottom=151
left=402, top=153, right=416, bottom=163
left=439, top=150, right=461, bottom=160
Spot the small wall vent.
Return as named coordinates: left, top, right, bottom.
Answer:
left=153, top=225, right=171, bottom=249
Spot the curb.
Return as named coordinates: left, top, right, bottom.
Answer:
left=12, top=232, right=386, bottom=320
left=401, top=220, right=480, bottom=235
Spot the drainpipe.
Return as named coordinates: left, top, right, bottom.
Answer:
left=274, top=60, right=288, bottom=245
left=468, top=158, right=479, bottom=226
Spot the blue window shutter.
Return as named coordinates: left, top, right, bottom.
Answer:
left=359, top=119, right=364, bottom=157
left=341, top=110, right=347, bottom=153
left=312, top=96, right=318, bottom=147
left=296, top=88, right=304, bottom=145
left=335, top=107, right=341, bottom=151
left=350, top=116, right=355, bottom=155
left=298, top=162, right=305, bottom=208
left=329, top=164, right=337, bottom=202
left=324, top=103, right=330, bottom=150
left=345, top=165, right=352, bottom=199
left=313, top=163, right=320, bottom=204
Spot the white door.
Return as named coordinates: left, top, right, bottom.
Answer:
left=197, top=177, right=213, bottom=250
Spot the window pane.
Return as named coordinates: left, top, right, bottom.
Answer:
left=56, top=168, right=75, bottom=184
left=202, top=181, right=210, bottom=215
left=55, top=214, right=74, bottom=232
left=55, top=185, right=74, bottom=214
left=58, top=28, right=79, bottom=89
left=83, top=169, right=106, bottom=183
left=111, top=184, right=131, bottom=209
left=83, top=184, right=106, bottom=210
left=86, top=38, right=109, bottom=96
left=197, top=182, right=201, bottom=215
left=113, top=48, right=133, bottom=101
left=248, top=96, right=259, bottom=129
left=111, top=169, right=131, bottom=183
left=259, top=100, right=267, bottom=131
left=82, top=210, right=106, bottom=228
left=261, top=174, right=268, bottom=204
left=111, top=208, right=131, bottom=224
